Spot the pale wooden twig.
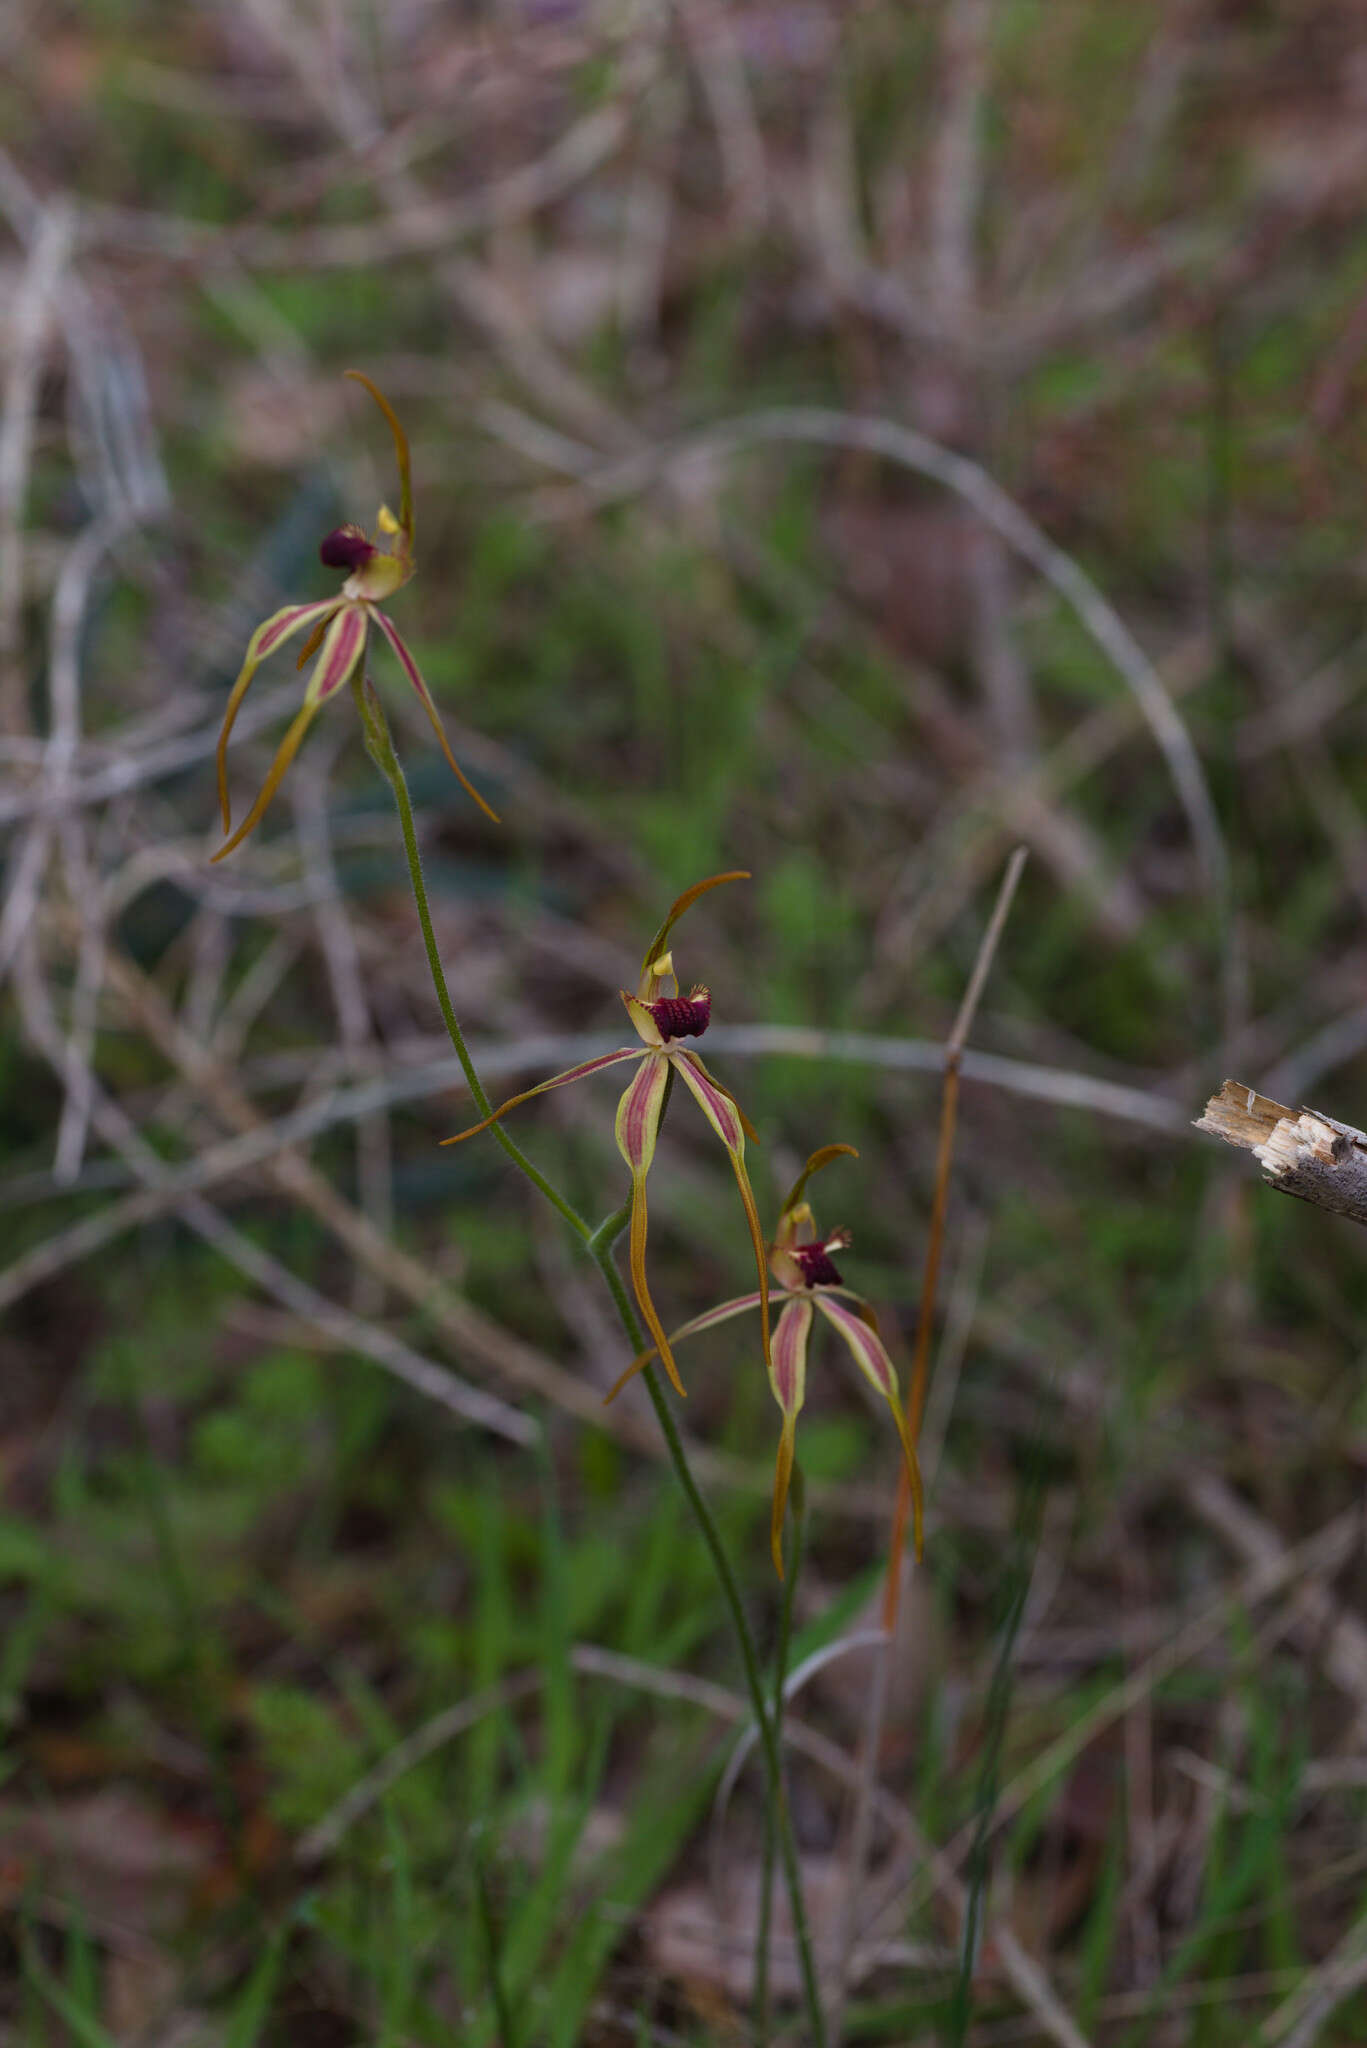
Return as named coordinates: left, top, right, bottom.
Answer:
left=0, top=201, right=72, bottom=733
left=0, top=1021, right=1192, bottom=1325
left=13, top=933, right=534, bottom=1447
left=1196, top=1077, right=1367, bottom=1229
left=677, top=0, right=767, bottom=228
left=87, top=927, right=640, bottom=1438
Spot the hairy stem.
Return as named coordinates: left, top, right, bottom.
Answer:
left=755, top=1462, right=805, bottom=2041
left=355, top=674, right=589, bottom=1242
left=363, top=694, right=826, bottom=2043
left=585, top=1201, right=826, bottom=2043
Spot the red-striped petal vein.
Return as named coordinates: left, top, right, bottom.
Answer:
left=441, top=1049, right=643, bottom=1145
left=215, top=599, right=340, bottom=832
left=613, top=1055, right=683, bottom=1395
left=816, top=1294, right=925, bottom=1558
left=371, top=610, right=500, bottom=823
left=304, top=602, right=368, bottom=705
left=769, top=1297, right=813, bottom=1574
left=256, top=599, right=340, bottom=661
left=674, top=1050, right=742, bottom=1149
left=770, top=1296, right=812, bottom=1418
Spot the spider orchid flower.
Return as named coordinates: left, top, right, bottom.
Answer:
left=212, top=370, right=498, bottom=861
left=442, top=872, right=770, bottom=1401
left=607, top=1144, right=924, bottom=1576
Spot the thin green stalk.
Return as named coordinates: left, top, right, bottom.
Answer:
left=360, top=695, right=826, bottom=2043
left=586, top=1211, right=825, bottom=2047
left=354, top=674, right=589, bottom=1243
left=755, top=1462, right=805, bottom=2041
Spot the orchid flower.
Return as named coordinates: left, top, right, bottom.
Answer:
left=607, top=1144, right=924, bottom=1576
left=443, top=872, right=770, bottom=1401
left=212, top=370, right=498, bottom=861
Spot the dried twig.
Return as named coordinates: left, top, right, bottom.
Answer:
left=1196, top=1078, right=1367, bottom=1229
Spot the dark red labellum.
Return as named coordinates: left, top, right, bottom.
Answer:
left=320, top=525, right=376, bottom=572
left=791, top=1241, right=844, bottom=1288
left=648, top=990, right=711, bottom=1041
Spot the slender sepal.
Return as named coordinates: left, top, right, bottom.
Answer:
left=441, top=1049, right=644, bottom=1145
left=815, top=1293, right=924, bottom=1558
left=602, top=1289, right=772, bottom=1404
left=613, top=1054, right=682, bottom=1395
left=640, top=870, right=750, bottom=982
left=779, top=1142, right=859, bottom=1223
left=768, top=1297, right=813, bottom=1575
left=215, top=599, right=339, bottom=832
left=371, top=610, right=501, bottom=823
left=211, top=700, right=319, bottom=861
left=345, top=369, right=413, bottom=544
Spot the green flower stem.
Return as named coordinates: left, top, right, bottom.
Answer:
left=360, top=690, right=825, bottom=2044
left=355, top=676, right=589, bottom=1243
left=584, top=1206, right=826, bottom=2048
left=755, top=1461, right=804, bottom=2041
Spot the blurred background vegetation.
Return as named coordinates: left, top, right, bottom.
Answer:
left=5, top=1, right=1367, bottom=2041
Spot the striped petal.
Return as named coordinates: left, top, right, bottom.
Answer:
left=303, top=601, right=369, bottom=706
left=602, top=1290, right=772, bottom=1405
left=815, top=1294, right=924, bottom=1559
left=215, top=599, right=339, bottom=833
left=769, top=1297, right=814, bottom=1576
left=674, top=1050, right=771, bottom=1394
left=211, top=700, right=319, bottom=862
left=613, top=1054, right=682, bottom=1395
left=441, top=1049, right=644, bottom=1145
left=371, top=611, right=500, bottom=823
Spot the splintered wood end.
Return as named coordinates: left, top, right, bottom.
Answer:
left=1194, top=1078, right=1295, bottom=1153
left=1196, top=1079, right=1367, bottom=1226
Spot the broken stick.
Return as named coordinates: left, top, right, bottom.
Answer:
left=1196, top=1079, right=1367, bottom=1228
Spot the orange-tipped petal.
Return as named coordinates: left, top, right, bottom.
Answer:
left=345, top=369, right=413, bottom=544
left=613, top=1055, right=681, bottom=1394
left=639, top=870, right=750, bottom=981
left=768, top=1297, right=813, bottom=1574
left=602, top=1290, right=770, bottom=1405
left=303, top=601, right=369, bottom=706
left=211, top=700, right=318, bottom=862
left=441, top=1049, right=643, bottom=1145
left=815, top=1293, right=924, bottom=1559
left=371, top=611, right=501, bottom=823
left=778, top=1143, right=859, bottom=1223
left=215, top=599, right=339, bottom=833
left=674, top=1050, right=771, bottom=1382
